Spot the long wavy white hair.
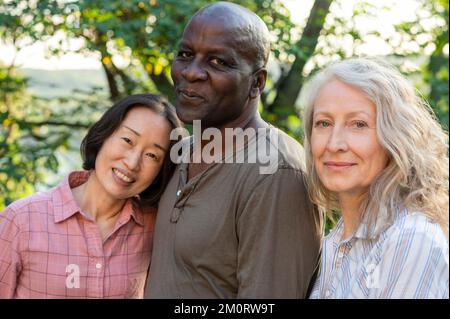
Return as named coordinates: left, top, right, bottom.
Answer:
left=301, top=58, right=449, bottom=237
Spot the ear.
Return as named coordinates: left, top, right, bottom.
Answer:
left=250, top=68, right=267, bottom=99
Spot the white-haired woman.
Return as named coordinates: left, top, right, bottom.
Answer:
left=301, top=58, right=449, bottom=299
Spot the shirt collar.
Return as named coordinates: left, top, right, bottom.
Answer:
left=331, top=206, right=399, bottom=242
left=328, top=218, right=345, bottom=247
left=329, top=211, right=398, bottom=247
left=119, top=199, right=145, bottom=227
left=52, top=171, right=144, bottom=226
left=52, top=171, right=88, bottom=223
left=353, top=205, right=399, bottom=240
left=177, top=128, right=272, bottom=176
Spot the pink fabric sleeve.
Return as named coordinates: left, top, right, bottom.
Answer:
left=0, top=206, right=22, bottom=298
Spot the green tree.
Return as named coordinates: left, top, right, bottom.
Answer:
left=420, top=0, right=448, bottom=128
left=1, top=0, right=448, bottom=214
left=0, top=0, right=108, bottom=209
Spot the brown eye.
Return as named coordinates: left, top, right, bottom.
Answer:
left=146, top=153, right=159, bottom=161
left=211, top=58, right=225, bottom=65
left=178, top=51, right=192, bottom=59
left=122, top=137, right=132, bottom=145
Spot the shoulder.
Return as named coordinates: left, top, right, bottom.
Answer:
left=376, top=212, right=449, bottom=298
left=141, top=206, right=157, bottom=225
left=267, top=126, right=306, bottom=171
left=237, top=128, right=309, bottom=196
left=1, top=190, right=56, bottom=241
left=382, top=212, right=448, bottom=258
left=243, top=126, right=306, bottom=179
left=1, top=191, right=53, bottom=226
left=391, top=212, right=447, bottom=243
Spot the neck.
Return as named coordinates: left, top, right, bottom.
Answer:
left=339, top=192, right=366, bottom=240
left=218, top=109, right=268, bottom=132
left=188, top=101, right=267, bottom=179
left=73, top=172, right=126, bottom=222
left=203, top=99, right=265, bottom=130
left=198, top=101, right=268, bottom=148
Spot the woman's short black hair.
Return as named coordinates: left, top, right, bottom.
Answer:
left=80, top=93, right=182, bottom=209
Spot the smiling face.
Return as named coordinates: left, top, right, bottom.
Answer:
left=311, top=79, right=389, bottom=199
left=170, top=13, right=258, bottom=128
left=92, top=106, right=172, bottom=200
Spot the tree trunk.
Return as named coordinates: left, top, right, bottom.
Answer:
left=149, top=72, right=176, bottom=104
left=101, top=58, right=121, bottom=102
left=112, top=63, right=136, bottom=96
left=268, top=0, right=333, bottom=116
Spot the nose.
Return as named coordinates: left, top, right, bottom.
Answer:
left=181, top=59, right=208, bottom=82
left=326, top=125, right=348, bottom=153
left=123, top=149, right=141, bottom=171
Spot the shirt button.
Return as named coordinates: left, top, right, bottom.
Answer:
left=96, top=263, right=102, bottom=269
left=176, top=190, right=181, bottom=197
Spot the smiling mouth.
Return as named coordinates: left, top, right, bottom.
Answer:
left=178, top=89, right=204, bottom=100
left=324, top=162, right=357, bottom=170
left=112, top=168, right=135, bottom=184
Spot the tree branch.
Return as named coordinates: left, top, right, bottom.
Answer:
left=16, top=119, right=90, bottom=129
left=268, top=0, right=333, bottom=116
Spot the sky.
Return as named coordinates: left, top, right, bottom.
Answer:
left=0, top=0, right=425, bottom=70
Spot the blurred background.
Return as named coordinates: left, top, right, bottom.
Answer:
left=1, top=0, right=448, bottom=220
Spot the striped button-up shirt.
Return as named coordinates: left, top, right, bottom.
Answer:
left=0, top=171, right=155, bottom=298
left=310, top=210, right=449, bottom=299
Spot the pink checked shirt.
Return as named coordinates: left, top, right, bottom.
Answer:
left=0, top=171, right=156, bottom=298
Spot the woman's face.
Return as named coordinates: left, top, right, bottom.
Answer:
left=311, top=79, right=388, bottom=199
left=93, top=106, right=172, bottom=200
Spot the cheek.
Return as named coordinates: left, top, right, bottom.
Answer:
left=217, top=75, right=247, bottom=97
left=310, top=133, right=325, bottom=160
left=310, top=138, right=325, bottom=179
left=359, top=138, right=388, bottom=176
left=171, top=62, right=182, bottom=83
left=370, top=148, right=389, bottom=174
left=137, top=162, right=164, bottom=188
left=94, top=145, right=112, bottom=171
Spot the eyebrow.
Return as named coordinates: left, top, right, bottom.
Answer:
left=123, top=125, right=141, bottom=136
left=178, top=42, right=237, bottom=61
left=122, top=125, right=168, bottom=153
left=313, top=110, right=373, bottom=118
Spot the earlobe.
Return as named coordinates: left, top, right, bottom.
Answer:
left=250, top=68, right=267, bottom=99
left=250, top=83, right=260, bottom=99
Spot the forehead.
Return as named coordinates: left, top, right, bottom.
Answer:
left=314, top=80, right=376, bottom=116
left=120, top=107, right=171, bottom=142
left=122, top=106, right=160, bottom=123
left=181, top=15, right=252, bottom=56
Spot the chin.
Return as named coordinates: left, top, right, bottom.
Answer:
left=176, top=109, right=194, bottom=124
left=108, top=191, right=129, bottom=200
left=323, top=182, right=351, bottom=194
left=176, top=106, right=207, bottom=124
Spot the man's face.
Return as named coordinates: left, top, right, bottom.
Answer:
left=171, top=16, right=256, bottom=128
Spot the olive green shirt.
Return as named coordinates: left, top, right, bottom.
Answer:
left=145, top=127, right=322, bottom=298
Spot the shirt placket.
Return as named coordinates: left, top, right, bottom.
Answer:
left=84, top=220, right=105, bottom=298
left=170, top=163, right=197, bottom=223
left=324, top=240, right=353, bottom=298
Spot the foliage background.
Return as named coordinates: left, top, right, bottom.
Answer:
left=1, top=0, right=448, bottom=232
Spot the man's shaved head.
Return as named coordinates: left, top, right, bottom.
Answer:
left=172, top=1, right=270, bottom=127
left=188, top=1, right=271, bottom=69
